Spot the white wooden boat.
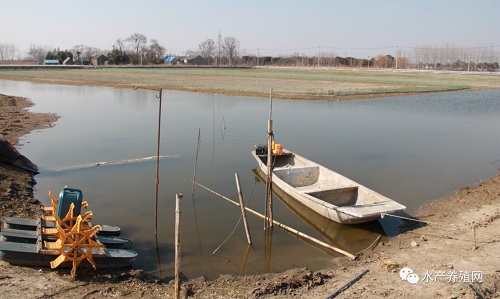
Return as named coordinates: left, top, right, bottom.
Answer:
left=252, top=148, right=406, bottom=224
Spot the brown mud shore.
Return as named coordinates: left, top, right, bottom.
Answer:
left=0, top=93, right=499, bottom=298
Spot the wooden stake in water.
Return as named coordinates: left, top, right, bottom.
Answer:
left=133, top=86, right=163, bottom=237
left=193, top=180, right=356, bottom=260
left=235, top=173, right=252, bottom=245
left=265, top=88, right=274, bottom=229
left=175, top=193, right=183, bottom=299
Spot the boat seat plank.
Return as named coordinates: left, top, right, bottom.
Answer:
left=337, top=201, right=405, bottom=218
left=303, top=186, right=359, bottom=206
left=273, top=166, right=320, bottom=188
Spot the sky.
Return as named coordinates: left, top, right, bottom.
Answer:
left=1, top=0, right=499, bottom=59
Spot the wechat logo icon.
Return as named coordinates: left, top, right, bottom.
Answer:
left=400, top=267, right=419, bottom=284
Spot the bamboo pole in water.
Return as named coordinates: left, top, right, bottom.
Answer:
left=175, top=193, right=183, bottom=299
left=235, top=173, right=252, bottom=245
left=133, top=86, right=163, bottom=237
left=154, top=89, right=163, bottom=237
left=265, top=88, right=274, bottom=229
left=193, top=181, right=356, bottom=260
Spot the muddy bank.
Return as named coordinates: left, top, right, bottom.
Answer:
left=0, top=93, right=498, bottom=298
left=0, top=94, right=58, bottom=219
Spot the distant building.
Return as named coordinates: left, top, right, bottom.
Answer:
left=44, top=59, right=59, bottom=65
left=92, top=55, right=109, bottom=65
left=164, top=56, right=176, bottom=65
left=188, top=55, right=208, bottom=65
left=164, top=55, right=192, bottom=65
left=62, top=57, right=73, bottom=65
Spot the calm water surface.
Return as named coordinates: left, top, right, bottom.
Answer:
left=1, top=80, right=499, bottom=279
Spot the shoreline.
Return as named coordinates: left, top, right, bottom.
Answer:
left=0, top=92, right=498, bottom=298
left=2, top=67, right=498, bottom=102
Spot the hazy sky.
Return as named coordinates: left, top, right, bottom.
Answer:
left=2, top=0, right=499, bottom=58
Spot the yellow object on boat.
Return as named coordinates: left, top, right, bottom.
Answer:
left=273, top=144, right=283, bottom=155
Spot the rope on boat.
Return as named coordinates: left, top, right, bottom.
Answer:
left=383, top=213, right=499, bottom=246
left=380, top=213, right=428, bottom=224
left=356, top=234, right=383, bottom=256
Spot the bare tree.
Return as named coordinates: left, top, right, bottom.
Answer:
left=0, top=43, right=5, bottom=61
left=126, top=33, right=147, bottom=64
left=0, top=43, right=17, bottom=63
left=83, top=46, right=99, bottom=62
left=146, top=39, right=166, bottom=64
left=222, top=36, right=239, bottom=65
left=7, top=44, right=17, bottom=63
left=115, top=38, right=125, bottom=52
left=72, top=44, right=86, bottom=64
left=199, top=38, right=215, bottom=61
left=27, top=44, right=47, bottom=64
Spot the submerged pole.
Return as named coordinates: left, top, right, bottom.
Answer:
left=265, top=88, right=274, bottom=229
left=193, top=181, right=356, bottom=260
left=175, top=193, right=183, bottom=299
left=155, top=89, right=163, bottom=237
left=235, top=173, right=252, bottom=245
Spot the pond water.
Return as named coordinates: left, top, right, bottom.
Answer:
left=1, top=80, right=499, bottom=279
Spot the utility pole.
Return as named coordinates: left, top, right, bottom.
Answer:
left=396, top=46, right=399, bottom=69
left=317, top=46, right=321, bottom=67
left=217, top=30, right=222, bottom=66
left=257, top=49, right=260, bottom=67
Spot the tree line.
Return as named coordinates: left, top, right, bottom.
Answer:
left=1, top=36, right=498, bottom=71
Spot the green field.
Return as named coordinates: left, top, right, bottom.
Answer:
left=0, top=67, right=498, bottom=100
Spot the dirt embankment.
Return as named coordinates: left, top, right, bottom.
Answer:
left=0, top=94, right=58, bottom=219
left=0, top=93, right=499, bottom=298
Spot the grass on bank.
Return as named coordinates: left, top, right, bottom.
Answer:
left=0, top=67, right=498, bottom=99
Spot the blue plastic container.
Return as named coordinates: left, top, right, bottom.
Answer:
left=56, top=187, right=83, bottom=219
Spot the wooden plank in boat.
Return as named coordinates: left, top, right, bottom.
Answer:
left=337, top=201, right=405, bottom=218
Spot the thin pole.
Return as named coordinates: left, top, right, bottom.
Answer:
left=193, top=181, right=356, bottom=260
left=191, top=128, right=201, bottom=195
left=155, top=89, right=162, bottom=237
left=174, top=193, right=183, bottom=299
left=154, top=234, right=163, bottom=280
left=235, top=173, right=252, bottom=245
left=265, top=88, right=273, bottom=229
left=133, top=86, right=163, bottom=237
left=240, top=243, right=252, bottom=275
left=264, top=226, right=273, bottom=272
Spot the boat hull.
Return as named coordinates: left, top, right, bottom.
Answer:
left=253, top=168, right=387, bottom=253
left=0, top=241, right=136, bottom=269
left=252, top=149, right=406, bottom=224
left=1, top=217, right=121, bottom=236
left=0, top=227, right=130, bottom=249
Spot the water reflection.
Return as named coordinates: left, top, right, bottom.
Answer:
left=252, top=168, right=386, bottom=255
left=0, top=80, right=499, bottom=279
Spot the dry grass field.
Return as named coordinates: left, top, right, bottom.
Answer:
left=0, top=66, right=499, bottom=100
